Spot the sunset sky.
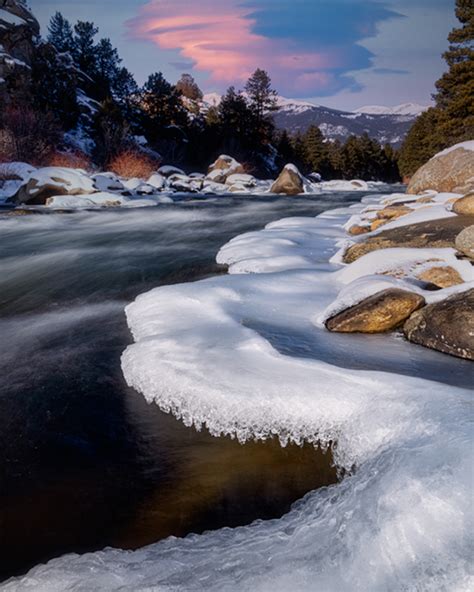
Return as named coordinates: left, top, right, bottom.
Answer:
left=31, top=0, right=456, bottom=111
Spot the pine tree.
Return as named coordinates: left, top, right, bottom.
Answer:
left=276, top=130, right=295, bottom=163
left=140, top=72, right=188, bottom=144
left=92, top=98, right=131, bottom=167
left=303, top=125, right=330, bottom=175
left=399, top=0, right=473, bottom=177
left=93, top=38, right=122, bottom=101
left=31, top=43, right=80, bottom=130
left=176, top=74, right=203, bottom=101
left=245, top=69, right=278, bottom=120
left=73, top=21, right=99, bottom=81
left=47, top=12, right=74, bottom=54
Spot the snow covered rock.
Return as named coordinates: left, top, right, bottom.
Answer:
left=270, top=164, right=305, bottom=195
left=207, top=155, right=245, bottom=183
left=157, top=165, right=185, bottom=177
left=13, top=167, right=96, bottom=205
left=407, top=141, right=474, bottom=195
left=343, top=215, right=474, bottom=263
left=146, top=173, right=165, bottom=190
left=92, top=173, right=124, bottom=192
left=225, top=173, right=256, bottom=187
left=325, top=288, right=425, bottom=333
left=404, top=289, right=474, bottom=360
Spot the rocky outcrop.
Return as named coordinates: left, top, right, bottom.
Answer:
left=325, top=289, right=425, bottom=333
left=452, top=193, right=474, bottom=216
left=0, top=0, right=40, bottom=105
left=270, top=164, right=304, bottom=195
left=343, top=215, right=474, bottom=263
left=404, top=289, right=474, bottom=360
left=407, top=143, right=474, bottom=195
left=455, top=225, right=474, bottom=259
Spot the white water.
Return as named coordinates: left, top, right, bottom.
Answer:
left=2, top=194, right=473, bottom=592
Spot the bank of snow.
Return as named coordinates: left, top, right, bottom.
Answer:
left=4, top=191, right=472, bottom=592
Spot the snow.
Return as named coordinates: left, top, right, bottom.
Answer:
left=158, top=165, right=185, bottom=177
left=2, top=191, right=473, bottom=591
left=434, top=141, right=474, bottom=158
left=0, top=9, right=26, bottom=26
left=45, top=192, right=171, bottom=209
left=320, top=180, right=369, bottom=192
left=146, top=173, right=165, bottom=190
left=225, top=173, right=256, bottom=187
left=354, top=103, right=429, bottom=116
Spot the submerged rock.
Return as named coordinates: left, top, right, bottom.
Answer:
left=343, top=215, right=474, bottom=263
left=455, top=225, right=474, bottom=259
left=407, top=142, right=474, bottom=195
left=270, top=164, right=304, bottom=195
left=452, top=193, right=474, bottom=216
left=404, top=289, right=474, bottom=360
left=325, top=288, right=425, bottom=333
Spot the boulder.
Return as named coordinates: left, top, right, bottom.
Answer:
left=376, top=205, right=412, bottom=220
left=343, top=215, right=474, bottom=263
left=13, top=167, right=96, bottom=205
left=417, top=266, right=464, bottom=289
left=157, top=165, right=185, bottom=177
left=404, top=289, right=474, bottom=360
left=207, top=155, right=244, bottom=183
left=452, top=193, right=474, bottom=216
left=455, top=225, right=474, bottom=259
left=348, top=224, right=370, bottom=236
left=270, top=164, right=304, bottom=195
left=325, top=289, right=425, bottom=333
left=407, top=142, right=474, bottom=195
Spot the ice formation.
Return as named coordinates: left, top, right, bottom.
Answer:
left=2, top=192, right=472, bottom=592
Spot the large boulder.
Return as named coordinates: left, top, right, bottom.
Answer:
left=0, top=0, right=40, bottom=105
left=325, top=289, right=425, bottom=333
left=12, top=167, right=96, bottom=205
left=343, top=215, right=474, bottom=263
left=270, top=164, right=304, bottom=195
left=207, top=155, right=245, bottom=183
left=407, top=142, right=474, bottom=195
left=417, top=266, right=464, bottom=289
left=452, top=193, right=474, bottom=216
left=455, top=225, right=474, bottom=259
left=404, top=289, right=474, bottom=360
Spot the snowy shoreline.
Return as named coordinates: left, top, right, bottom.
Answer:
left=3, top=190, right=472, bottom=592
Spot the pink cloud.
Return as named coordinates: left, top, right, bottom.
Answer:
left=127, top=0, right=339, bottom=94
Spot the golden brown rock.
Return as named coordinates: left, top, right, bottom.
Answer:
left=370, top=218, right=388, bottom=232
left=417, top=266, right=464, bottom=288
left=348, top=224, right=370, bottom=236
left=376, top=205, right=412, bottom=220
left=325, top=289, right=425, bottom=334
left=452, top=193, right=474, bottom=216
left=270, top=165, right=304, bottom=195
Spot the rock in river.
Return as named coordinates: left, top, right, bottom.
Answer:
left=270, top=164, right=305, bottom=195
left=455, top=225, right=474, bottom=259
left=404, top=289, right=474, bottom=360
left=326, top=288, right=425, bottom=333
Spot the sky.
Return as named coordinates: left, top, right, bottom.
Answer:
left=30, top=0, right=457, bottom=111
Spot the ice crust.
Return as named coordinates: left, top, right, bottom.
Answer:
left=3, top=194, right=473, bottom=592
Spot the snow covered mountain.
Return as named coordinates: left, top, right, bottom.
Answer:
left=354, top=103, right=430, bottom=116
left=203, top=94, right=425, bottom=147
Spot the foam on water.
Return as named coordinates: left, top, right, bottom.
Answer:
left=2, top=196, right=473, bottom=591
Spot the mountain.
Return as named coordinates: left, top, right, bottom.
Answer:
left=273, top=99, right=425, bottom=147
left=354, top=103, right=429, bottom=116
left=203, top=94, right=424, bottom=147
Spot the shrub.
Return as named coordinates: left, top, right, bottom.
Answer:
left=107, top=149, right=160, bottom=179
left=48, top=150, right=93, bottom=171
left=0, top=106, right=61, bottom=165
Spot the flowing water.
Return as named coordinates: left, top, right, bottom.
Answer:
left=0, top=192, right=380, bottom=580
